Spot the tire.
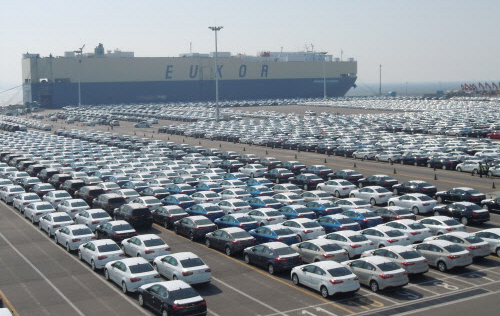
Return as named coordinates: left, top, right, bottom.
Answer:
left=472, top=169, right=478, bottom=175
left=304, top=184, right=308, bottom=191
left=297, top=235, right=303, bottom=242
left=47, top=228, right=51, bottom=237
left=413, top=162, right=418, bottom=166
left=353, top=155, right=357, bottom=159
left=268, top=263, right=275, bottom=275
left=161, top=309, right=168, bottom=316
left=461, top=217, right=468, bottom=226
left=164, top=221, right=169, bottom=229
left=174, top=226, right=179, bottom=234
left=121, top=282, right=128, bottom=294
left=388, top=158, right=393, bottom=163
left=138, top=294, right=144, bottom=307
left=483, top=205, right=489, bottom=210
left=379, top=244, right=385, bottom=248
left=393, top=189, right=399, bottom=195
left=189, top=231, right=195, bottom=241
left=31, top=216, right=35, bottom=224
left=321, top=286, right=329, bottom=298
left=275, top=178, right=280, bottom=184
left=292, top=273, right=299, bottom=285
left=389, top=202, right=395, bottom=206
left=370, top=280, right=379, bottom=292
left=349, top=194, right=355, bottom=198
left=205, top=239, right=211, bottom=248
left=427, top=163, right=432, bottom=168
left=250, top=173, right=254, bottom=178
left=375, top=157, right=380, bottom=162
left=434, top=211, right=440, bottom=216
left=78, top=250, right=82, bottom=260
left=488, top=171, right=493, bottom=177
left=442, top=165, right=447, bottom=170
left=91, top=260, right=96, bottom=271
left=334, top=191, right=341, bottom=198
left=172, top=275, right=178, bottom=280
left=495, top=248, right=500, bottom=257
left=54, top=236, right=59, bottom=245
left=412, top=206, right=420, bottom=215
left=437, top=261, right=447, bottom=272
left=66, top=243, right=71, bottom=252
left=370, top=198, right=377, bottom=206
left=457, top=167, right=462, bottom=172
left=436, top=196, right=443, bottom=203
left=104, top=269, right=110, bottom=280
left=358, top=183, right=363, bottom=188
left=225, top=246, right=232, bottom=256
left=244, top=254, right=251, bottom=264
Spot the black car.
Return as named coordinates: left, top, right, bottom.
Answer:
left=152, top=205, right=189, bottom=228
left=266, top=168, right=295, bottom=184
left=138, top=281, right=207, bottom=316
left=426, top=157, right=458, bottom=170
left=95, top=221, right=138, bottom=242
left=435, top=187, right=486, bottom=204
left=290, top=173, right=324, bottom=190
left=400, top=153, right=428, bottom=166
left=239, top=154, right=261, bottom=164
left=219, top=151, right=240, bottom=160
left=17, top=160, right=36, bottom=171
left=374, top=206, right=416, bottom=222
left=173, top=216, right=217, bottom=241
left=243, top=242, right=302, bottom=275
left=220, top=160, right=244, bottom=172
left=481, top=197, right=500, bottom=213
left=281, top=140, right=300, bottom=150
left=201, top=148, right=222, bottom=157
left=205, top=227, right=257, bottom=256
left=392, top=180, right=437, bottom=196
left=259, top=157, right=282, bottom=170
left=60, top=179, right=86, bottom=197
left=281, top=161, right=306, bottom=175
left=334, top=146, right=357, bottom=157
left=48, top=174, right=72, bottom=190
left=37, top=168, right=59, bottom=182
left=92, top=193, right=127, bottom=214
left=75, top=186, right=105, bottom=205
left=26, top=164, right=45, bottom=177
left=432, top=202, right=490, bottom=225
left=29, top=183, right=55, bottom=198
left=139, top=187, right=170, bottom=200
left=303, top=165, right=333, bottom=180
left=113, top=203, right=153, bottom=229
left=315, top=143, right=337, bottom=155
left=329, top=169, right=363, bottom=184
left=357, top=175, right=398, bottom=189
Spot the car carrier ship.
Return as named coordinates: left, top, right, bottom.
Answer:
left=22, top=43, right=357, bottom=108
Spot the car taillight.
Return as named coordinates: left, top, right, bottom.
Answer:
left=275, top=257, right=288, bottom=262
left=53, top=225, right=61, bottom=228
left=195, top=227, right=204, bottom=230
left=363, top=219, right=372, bottom=223
left=296, top=214, right=305, bottom=218
left=97, top=255, right=108, bottom=260
left=422, top=203, right=429, bottom=206
left=205, top=213, right=213, bottom=217
left=71, top=209, right=78, bottom=213
left=410, top=232, right=420, bottom=235
left=23, top=202, right=30, bottom=205
left=387, top=239, right=398, bottom=243
left=199, top=301, right=207, bottom=306
left=164, top=247, right=171, bottom=251
left=173, top=305, right=187, bottom=311
left=232, top=240, right=243, bottom=245
left=448, top=254, right=460, bottom=259
left=87, top=195, right=92, bottom=199
left=106, top=204, right=112, bottom=207
left=330, top=279, right=344, bottom=284
left=71, top=238, right=81, bottom=242
left=35, top=212, right=43, bottom=215
left=113, top=234, right=122, bottom=238
left=350, top=244, right=361, bottom=248
left=130, top=215, right=138, bottom=219
left=119, top=254, right=127, bottom=257
left=396, top=216, right=401, bottom=219
left=91, top=221, right=99, bottom=224
left=402, top=261, right=415, bottom=266
left=154, top=275, right=161, bottom=278
left=145, top=250, right=155, bottom=254
left=54, top=199, right=61, bottom=202
left=182, top=271, right=193, bottom=276
left=446, top=228, right=456, bottom=231
left=130, top=277, right=142, bottom=282
left=238, top=224, right=247, bottom=228
left=323, top=253, right=335, bottom=258
left=266, top=218, right=275, bottom=221
left=469, top=245, right=480, bottom=250
left=472, top=213, right=480, bottom=217
left=303, top=230, right=313, bottom=234
left=379, top=274, right=394, bottom=279
left=276, top=238, right=285, bottom=241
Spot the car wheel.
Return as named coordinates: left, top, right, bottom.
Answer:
left=358, top=183, right=363, bottom=188
left=304, top=184, right=308, bottom=191
left=349, top=193, right=355, bottom=198
left=205, top=239, right=211, bottom=248
left=104, top=269, right=110, bottom=280
left=413, top=161, right=418, bottom=166
left=189, top=231, right=195, bottom=241
left=321, top=286, right=329, bottom=298
left=436, top=196, right=443, bottom=203
left=250, top=173, right=254, bottom=178
left=442, top=165, right=447, bottom=170
left=379, top=244, right=385, bottom=248
left=47, top=228, right=51, bottom=237
left=389, top=202, right=395, bottom=206
left=161, top=309, right=168, bottom=316
left=434, top=211, right=440, bottom=216
left=66, top=243, right=71, bottom=252
left=461, top=217, right=468, bottom=226
left=78, top=250, right=82, bottom=260
left=483, top=205, right=489, bottom=210
left=244, top=254, right=251, bottom=264
left=174, top=226, right=179, bottom=234
left=225, top=246, right=232, bottom=256
left=138, top=294, right=144, bottom=306
left=427, top=163, right=432, bottom=168
left=370, top=280, right=379, bottom=292
left=297, top=235, right=303, bottom=242
left=344, top=153, right=347, bottom=157
left=437, top=261, right=447, bottom=272
left=259, top=222, right=265, bottom=227
left=412, top=206, right=420, bottom=215
left=121, top=282, right=128, bottom=294
left=393, top=189, right=399, bottom=195
left=495, top=248, right=500, bottom=257
left=375, top=157, right=380, bottom=162
left=164, top=221, right=169, bottom=229
left=388, top=158, right=392, bottom=163
left=91, top=260, right=96, bottom=271
left=488, top=171, right=493, bottom=177
left=370, top=198, right=377, bottom=206
left=172, top=275, right=178, bottom=280
left=457, top=167, right=462, bottom=172
left=353, top=155, right=357, bottom=159
left=292, top=273, right=300, bottom=285
left=31, top=216, right=35, bottom=224
left=268, top=264, right=275, bottom=275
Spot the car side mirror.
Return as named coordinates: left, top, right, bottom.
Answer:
left=252, top=248, right=256, bottom=252
left=301, top=267, right=307, bottom=271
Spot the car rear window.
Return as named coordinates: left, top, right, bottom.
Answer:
left=131, top=208, right=151, bottom=216
left=55, top=192, right=71, bottom=198
left=108, top=197, right=126, bottom=203
left=385, top=230, right=405, bottom=237
left=302, top=221, right=321, bottom=228
left=144, top=239, right=166, bottom=247
left=353, top=200, right=367, bottom=206
left=233, top=201, right=249, bottom=207
left=72, top=228, right=92, bottom=236
left=288, top=195, right=303, bottom=200
left=72, top=201, right=88, bottom=207
left=327, top=267, right=352, bottom=277
left=274, top=247, right=296, bottom=256
left=170, top=288, right=199, bottom=300
left=54, top=215, right=72, bottom=222
left=408, top=223, right=426, bottom=230
left=444, top=245, right=466, bottom=253
left=399, top=251, right=422, bottom=260
left=168, top=208, right=185, bottom=215
left=113, top=224, right=134, bottom=231
left=205, top=193, right=219, bottom=198
left=377, top=261, right=401, bottom=272
left=37, top=204, right=53, bottom=210
left=194, top=219, right=213, bottom=226
left=91, top=212, right=109, bottom=219
left=337, top=218, right=357, bottom=225
left=177, top=196, right=192, bottom=202
left=394, top=209, right=412, bottom=215
left=465, top=236, right=483, bottom=244
left=205, top=206, right=222, bottom=212
left=364, top=211, right=379, bottom=218
left=231, top=231, right=252, bottom=239
left=349, top=235, right=368, bottom=242
left=129, top=263, right=154, bottom=274
left=274, top=228, right=294, bottom=236
left=180, top=258, right=204, bottom=268
left=25, top=195, right=39, bottom=200
left=98, top=244, right=120, bottom=252
left=296, top=208, right=312, bottom=214
left=11, top=187, right=24, bottom=192
left=321, top=244, right=342, bottom=252
left=443, top=219, right=461, bottom=226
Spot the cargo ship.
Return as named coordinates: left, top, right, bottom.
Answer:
left=22, top=43, right=357, bottom=108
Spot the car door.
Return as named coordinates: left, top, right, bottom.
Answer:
left=253, top=227, right=266, bottom=243
left=143, top=284, right=160, bottom=311
left=300, top=264, right=316, bottom=287
left=249, top=245, right=265, bottom=265
left=211, top=230, right=224, bottom=250
left=349, top=260, right=368, bottom=284
left=297, top=242, right=312, bottom=262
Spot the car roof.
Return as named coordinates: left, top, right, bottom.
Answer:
left=136, top=234, right=162, bottom=241
left=359, top=256, right=392, bottom=264
left=309, top=238, right=337, bottom=246
left=307, top=260, right=344, bottom=269
left=119, top=257, right=150, bottom=265
left=220, top=227, right=247, bottom=233
left=424, top=239, right=455, bottom=247
left=169, top=252, right=200, bottom=260
left=452, top=202, right=476, bottom=206
left=392, top=219, right=418, bottom=224
left=188, top=215, right=210, bottom=221
left=265, top=224, right=291, bottom=231
left=427, top=216, right=454, bottom=221
left=379, top=245, right=413, bottom=253
left=91, top=239, right=118, bottom=246
left=285, top=218, right=314, bottom=223
left=335, top=230, right=362, bottom=237
left=260, top=241, right=289, bottom=249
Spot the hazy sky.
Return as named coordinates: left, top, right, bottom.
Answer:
left=1, top=0, right=499, bottom=89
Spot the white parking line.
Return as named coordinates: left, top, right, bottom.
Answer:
left=0, top=232, right=87, bottom=316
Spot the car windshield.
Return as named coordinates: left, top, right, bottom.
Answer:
left=274, top=247, right=296, bottom=255
left=205, top=193, right=219, bottom=198
left=444, top=245, right=466, bottom=253
left=377, top=261, right=401, bottom=272
left=92, top=212, right=109, bottom=219
left=296, top=208, right=311, bottom=214
left=129, top=263, right=154, bottom=274
left=98, top=244, right=120, bottom=252
left=170, top=288, right=199, bottom=300
left=349, top=235, right=368, bottom=242
left=205, top=206, right=222, bottom=212
left=399, top=251, right=422, bottom=260
left=443, top=220, right=461, bottom=226
left=113, top=224, right=134, bottom=231
left=302, top=221, right=321, bottom=228
left=408, top=223, right=426, bottom=230
left=327, top=267, right=352, bottom=277
left=37, top=204, right=53, bottom=210
left=337, top=218, right=356, bottom=225
left=73, top=228, right=92, bottom=236
left=233, top=201, right=249, bottom=207
left=232, top=231, right=252, bottom=239
left=322, top=244, right=342, bottom=252
left=144, top=239, right=165, bottom=247
left=385, top=230, right=405, bottom=237
left=194, top=219, right=213, bottom=226
left=180, top=258, right=204, bottom=268
left=54, top=215, right=72, bottom=222
left=72, top=201, right=88, bottom=207
left=274, top=228, right=294, bottom=236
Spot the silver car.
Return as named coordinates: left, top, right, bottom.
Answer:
left=418, top=216, right=466, bottom=235
left=321, top=230, right=375, bottom=259
left=383, top=219, right=433, bottom=243
left=472, top=228, right=500, bottom=257
left=360, top=226, right=411, bottom=248
left=424, top=232, right=490, bottom=259
left=413, top=240, right=473, bottom=272
left=343, top=256, right=409, bottom=292
left=388, top=193, right=437, bottom=215
left=361, top=245, right=429, bottom=275
left=291, top=239, right=349, bottom=263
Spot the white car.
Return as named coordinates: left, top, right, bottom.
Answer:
left=198, top=175, right=224, bottom=184
left=23, top=201, right=55, bottom=224
left=38, top=211, right=74, bottom=237
left=383, top=219, right=433, bottom=243
left=375, top=151, right=402, bottom=163
left=121, top=234, right=171, bottom=261
left=388, top=193, right=437, bottom=215
left=220, top=180, right=247, bottom=189
left=0, top=185, right=25, bottom=203
left=57, top=198, right=90, bottom=218
left=200, top=167, right=226, bottom=176
left=182, top=153, right=204, bottom=164
left=349, top=186, right=392, bottom=206
left=114, top=189, right=140, bottom=203
left=291, top=238, right=349, bottom=263
left=321, top=230, right=375, bottom=259
left=361, top=245, right=429, bottom=275
left=97, top=182, right=120, bottom=193
left=220, top=188, right=251, bottom=200
left=272, top=183, right=303, bottom=194
left=12, top=193, right=41, bottom=213
left=360, top=226, right=411, bottom=248
left=153, top=252, right=212, bottom=285
left=199, top=157, right=224, bottom=168
left=291, top=261, right=360, bottom=298
left=336, top=198, right=373, bottom=211
left=247, top=208, right=286, bottom=226
left=472, top=228, right=500, bottom=257
left=43, top=190, right=73, bottom=208
left=455, top=161, right=481, bottom=173
left=423, top=232, right=490, bottom=259
left=317, top=179, right=356, bottom=198
left=238, top=164, right=267, bottom=178
left=54, top=224, right=96, bottom=251
left=147, top=178, right=173, bottom=188
left=273, top=192, right=305, bottom=205
left=301, top=190, right=334, bottom=202
left=74, top=209, right=112, bottom=231
left=192, top=191, right=222, bottom=204
left=418, top=216, right=466, bottom=235
left=281, top=218, right=326, bottom=241
left=131, top=196, right=163, bottom=211
left=218, top=199, right=252, bottom=214
left=104, top=257, right=161, bottom=293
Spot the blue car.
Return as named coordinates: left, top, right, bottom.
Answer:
left=120, top=180, right=149, bottom=193
left=195, top=182, right=223, bottom=193
left=305, top=200, right=343, bottom=217
left=223, top=172, right=250, bottom=182
left=165, top=183, right=196, bottom=195
left=107, top=175, right=129, bottom=187
left=246, top=177, right=274, bottom=188
left=245, top=185, right=274, bottom=197
left=341, top=209, right=383, bottom=229
left=214, top=214, right=259, bottom=231
left=92, top=170, right=113, bottom=179
left=316, top=214, right=361, bottom=233
left=249, top=225, right=300, bottom=245
left=246, top=196, right=282, bottom=209
left=185, top=203, right=225, bottom=221
left=160, top=194, right=195, bottom=209
left=278, top=205, right=316, bottom=219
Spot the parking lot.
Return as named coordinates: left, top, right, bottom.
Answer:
left=0, top=104, right=499, bottom=316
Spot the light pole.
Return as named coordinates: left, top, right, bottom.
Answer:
left=208, top=26, right=223, bottom=122
left=405, top=82, right=408, bottom=96
left=320, top=52, right=328, bottom=99
left=74, top=44, right=85, bottom=106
